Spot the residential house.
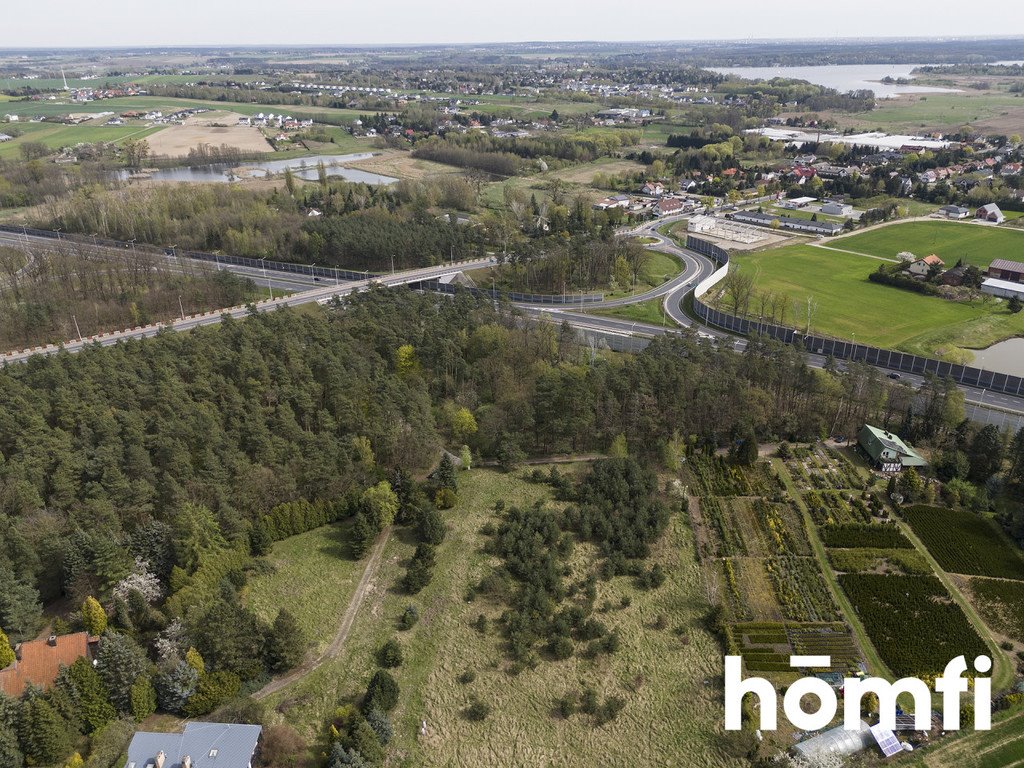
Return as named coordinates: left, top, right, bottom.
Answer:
left=857, top=424, right=927, bottom=472
left=938, top=204, right=970, bottom=219
left=640, top=181, right=664, bottom=196
left=1001, top=162, right=1022, bottom=177
left=593, top=195, right=630, bottom=210
left=653, top=197, right=685, bottom=216
left=987, top=258, right=1024, bottom=283
left=976, top=203, right=1006, bottom=224
left=907, top=254, right=944, bottom=279
left=0, top=632, right=98, bottom=698
left=124, top=722, right=262, bottom=768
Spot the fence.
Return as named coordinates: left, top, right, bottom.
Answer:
left=686, top=235, right=1024, bottom=398
left=0, top=224, right=382, bottom=281
left=415, top=280, right=604, bottom=305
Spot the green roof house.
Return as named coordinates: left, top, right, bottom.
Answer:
left=857, top=424, right=926, bottom=472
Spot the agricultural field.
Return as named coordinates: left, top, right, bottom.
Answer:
left=726, top=622, right=859, bottom=674
left=837, top=573, right=988, bottom=677
left=966, top=578, right=1024, bottom=644
left=836, top=91, right=1024, bottom=134
left=546, top=156, right=646, bottom=185
left=145, top=123, right=272, bottom=157
left=261, top=467, right=747, bottom=768
left=833, top=220, right=1024, bottom=269
left=910, top=710, right=1024, bottom=768
left=803, top=489, right=874, bottom=526
left=730, top=243, right=1024, bottom=359
left=900, top=505, right=1024, bottom=580
left=0, top=122, right=165, bottom=159
left=782, top=442, right=864, bottom=489
left=820, top=523, right=912, bottom=549
left=827, top=547, right=931, bottom=576
left=685, top=454, right=784, bottom=498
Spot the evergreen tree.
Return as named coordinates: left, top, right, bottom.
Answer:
left=130, top=676, right=157, bottom=721
left=81, top=596, right=107, bottom=636
left=968, top=424, right=1005, bottom=483
left=265, top=609, right=305, bottom=673
left=0, top=566, right=41, bottom=639
left=435, top=454, right=458, bottom=492
left=96, top=632, right=151, bottom=713
left=0, top=629, right=14, bottom=669
left=364, top=670, right=399, bottom=712
left=56, top=658, right=115, bottom=734
left=18, top=694, right=73, bottom=766
left=154, top=661, right=198, bottom=715
left=736, top=428, right=759, bottom=466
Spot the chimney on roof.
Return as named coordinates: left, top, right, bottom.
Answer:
left=14, top=644, right=22, bottom=661
left=47, top=635, right=57, bottom=647
left=155, top=751, right=165, bottom=768
left=182, top=756, right=192, bottom=768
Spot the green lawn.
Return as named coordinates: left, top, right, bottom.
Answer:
left=730, top=244, right=1024, bottom=360
left=589, top=297, right=675, bottom=328
left=832, top=220, right=1024, bottom=269
left=244, top=519, right=364, bottom=655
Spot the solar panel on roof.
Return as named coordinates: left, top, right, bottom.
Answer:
left=870, top=723, right=903, bottom=758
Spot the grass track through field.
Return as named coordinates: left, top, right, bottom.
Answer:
left=253, top=528, right=391, bottom=701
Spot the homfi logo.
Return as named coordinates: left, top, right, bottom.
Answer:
left=724, top=654, right=992, bottom=732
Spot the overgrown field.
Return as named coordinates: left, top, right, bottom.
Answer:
left=901, top=505, right=1024, bottom=580
left=966, top=578, right=1024, bottom=642
left=244, top=518, right=364, bottom=654
left=262, top=468, right=746, bottom=768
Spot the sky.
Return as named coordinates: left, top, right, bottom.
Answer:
left=4, top=0, right=1024, bottom=47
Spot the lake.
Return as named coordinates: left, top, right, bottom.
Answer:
left=970, top=337, right=1024, bottom=378
left=120, top=153, right=398, bottom=185
left=709, top=64, right=960, bottom=98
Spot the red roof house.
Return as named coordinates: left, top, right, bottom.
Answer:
left=0, top=632, right=97, bottom=698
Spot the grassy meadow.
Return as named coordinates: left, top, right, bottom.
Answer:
left=730, top=242, right=1024, bottom=360
left=259, top=467, right=743, bottom=768
left=833, top=220, right=1024, bottom=269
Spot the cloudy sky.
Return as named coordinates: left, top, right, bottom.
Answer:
left=4, top=0, right=1024, bottom=47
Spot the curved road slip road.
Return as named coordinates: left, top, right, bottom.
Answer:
left=252, top=528, right=391, bottom=701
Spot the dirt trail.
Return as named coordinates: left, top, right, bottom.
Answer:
left=253, top=528, right=391, bottom=701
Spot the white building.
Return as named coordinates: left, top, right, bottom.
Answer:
left=982, top=277, right=1024, bottom=301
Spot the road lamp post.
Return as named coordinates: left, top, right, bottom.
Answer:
left=259, top=258, right=274, bottom=300
left=178, top=295, right=186, bottom=321
left=71, top=315, right=83, bottom=343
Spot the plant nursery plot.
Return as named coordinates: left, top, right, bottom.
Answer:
left=967, top=578, right=1024, bottom=643
left=820, top=523, right=912, bottom=549
left=701, top=495, right=748, bottom=557
left=838, top=574, right=988, bottom=677
left=765, top=556, right=841, bottom=623
left=901, top=505, right=1024, bottom=580
left=804, top=489, right=872, bottom=526
left=827, top=547, right=932, bottom=576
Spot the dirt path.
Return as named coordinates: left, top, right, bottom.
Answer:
left=253, top=528, right=391, bottom=701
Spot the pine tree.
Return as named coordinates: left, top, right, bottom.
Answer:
left=130, top=676, right=157, bottom=721
left=435, top=454, right=458, bottom=492
left=265, top=610, right=305, bottom=673
left=55, top=658, right=115, bottom=734
left=81, top=596, right=107, bottom=636
left=96, top=632, right=151, bottom=713
left=18, top=695, right=73, bottom=766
